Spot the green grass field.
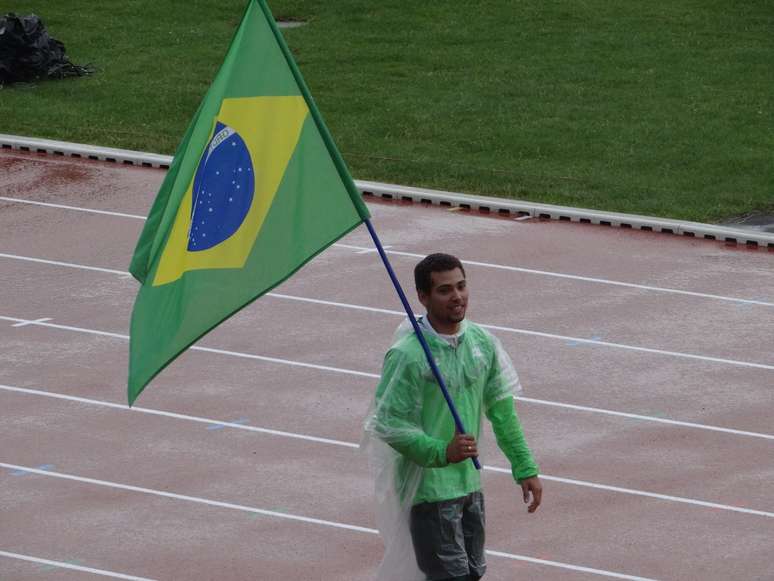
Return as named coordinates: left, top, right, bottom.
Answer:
left=1, top=0, right=772, bottom=223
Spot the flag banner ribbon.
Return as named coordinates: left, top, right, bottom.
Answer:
left=127, top=0, right=369, bottom=404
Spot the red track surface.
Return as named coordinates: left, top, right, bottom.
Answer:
left=1, top=150, right=773, bottom=580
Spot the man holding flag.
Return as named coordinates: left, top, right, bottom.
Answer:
left=365, top=253, right=542, bottom=581
left=128, top=2, right=538, bottom=579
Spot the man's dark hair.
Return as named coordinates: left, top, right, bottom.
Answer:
left=414, top=253, right=466, bottom=294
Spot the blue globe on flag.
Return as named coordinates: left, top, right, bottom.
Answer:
left=188, top=121, right=255, bottom=251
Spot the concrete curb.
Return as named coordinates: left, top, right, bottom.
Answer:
left=2, top=133, right=772, bottom=250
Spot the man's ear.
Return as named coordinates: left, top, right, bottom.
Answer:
left=417, top=289, right=429, bottom=308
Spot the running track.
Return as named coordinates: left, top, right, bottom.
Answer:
left=1, top=150, right=773, bottom=580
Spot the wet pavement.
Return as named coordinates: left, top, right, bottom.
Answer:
left=1, top=149, right=773, bottom=581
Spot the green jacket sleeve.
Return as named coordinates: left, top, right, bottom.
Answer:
left=486, top=396, right=539, bottom=482
left=388, top=429, right=449, bottom=468
left=374, top=349, right=449, bottom=468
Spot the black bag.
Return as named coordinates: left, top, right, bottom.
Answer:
left=0, top=13, right=92, bottom=85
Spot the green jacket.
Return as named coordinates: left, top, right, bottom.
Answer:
left=374, top=319, right=539, bottom=504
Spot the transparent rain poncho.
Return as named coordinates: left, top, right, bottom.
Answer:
left=363, top=317, right=533, bottom=581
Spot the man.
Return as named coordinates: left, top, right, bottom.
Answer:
left=367, top=253, right=542, bottom=581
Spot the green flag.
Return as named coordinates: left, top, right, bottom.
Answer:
left=127, top=0, right=370, bottom=405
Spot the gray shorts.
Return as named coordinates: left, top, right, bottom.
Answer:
left=409, top=491, right=486, bottom=580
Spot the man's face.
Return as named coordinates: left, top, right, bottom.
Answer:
left=418, top=267, right=468, bottom=329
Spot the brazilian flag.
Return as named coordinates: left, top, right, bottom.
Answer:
left=128, top=0, right=370, bottom=404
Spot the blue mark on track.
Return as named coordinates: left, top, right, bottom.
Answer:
left=10, top=464, right=54, bottom=476
left=566, top=335, right=603, bottom=347
left=735, top=297, right=768, bottom=310
left=207, top=418, right=249, bottom=431
left=40, top=559, right=83, bottom=572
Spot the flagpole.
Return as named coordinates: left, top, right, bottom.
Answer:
left=364, top=219, right=481, bottom=470
left=256, top=0, right=477, bottom=468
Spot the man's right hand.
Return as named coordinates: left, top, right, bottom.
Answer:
left=446, top=433, right=478, bottom=464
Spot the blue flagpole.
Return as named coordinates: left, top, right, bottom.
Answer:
left=364, top=218, right=481, bottom=470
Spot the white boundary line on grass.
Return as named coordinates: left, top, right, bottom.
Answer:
left=0, top=550, right=157, bottom=581
left=1, top=194, right=773, bottom=308
left=0, top=462, right=658, bottom=581
left=3, top=252, right=774, bottom=372
left=1, top=133, right=773, bottom=249
left=2, top=383, right=773, bottom=519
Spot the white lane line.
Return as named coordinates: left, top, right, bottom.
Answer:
left=0, top=315, right=377, bottom=379
left=2, top=195, right=771, bottom=308
left=12, top=317, right=51, bottom=328
left=332, top=243, right=774, bottom=308
left=2, top=314, right=773, bottom=440
left=481, top=322, right=774, bottom=371
left=0, top=384, right=358, bottom=449
left=513, top=396, right=774, bottom=441
left=270, top=291, right=402, bottom=316
left=193, top=343, right=377, bottom=378
left=0, top=550, right=158, bottom=581
left=2, top=252, right=773, bottom=372
left=268, top=294, right=774, bottom=372
left=356, top=244, right=391, bottom=254
left=486, top=466, right=774, bottom=519
left=2, top=315, right=130, bottom=340
left=5, top=253, right=774, bottom=440
left=0, top=463, right=659, bottom=580
left=485, top=551, right=658, bottom=581
left=1, top=383, right=772, bottom=519
left=0, top=196, right=147, bottom=220
left=0, top=462, right=377, bottom=534
left=0, top=253, right=126, bottom=275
